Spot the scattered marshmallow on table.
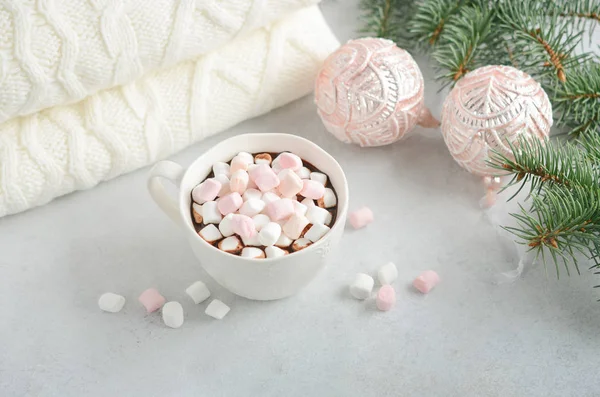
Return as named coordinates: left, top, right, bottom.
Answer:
left=162, top=301, right=184, bottom=329
left=218, top=192, right=243, bottom=215
left=202, top=201, right=222, bottom=224
left=239, top=198, right=265, bottom=217
left=229, top=170, right=249, bottom=194
left=231, top=214, right=257, bottom=239
left=301, top=180, right=325, bottom=200
left=305, top=223, right=330, bottom=242
left=219, top=213, right=235, bottom=237
left=185, top=281, right=211, bottom=304
left=292, top=238, right=312, bottom=251
left=306, top=206, right=329, bottom=225
left=283, top=214, right=310, bottom=240
left=310, top=172, right=327, bottom=185
left=377, top=262, right=398, bottom=285
left=413, top=271, right=440, bottom=294
left=241, top=247, right=265, bottom=259
left=138, top=288, right=166, bottom=313
left=259, top=222, right=282, bottom=246
left=376, top=285, right=396, bottom=311
left=98, top=292, right=126, bottom=313
left=349, top=206, right=373, bottom=229
left=213, top=162, right=230, bottom=177
left=192, top=178, right=221, bottom=204
left=218, top=236, right=243, bottom=253
left=317, top=188, right=337, bottom=209
left=266, top=246, right=288, bottom=258
left=199, top=224, right=223, bottom=243
left=278, top=169, right=304, bottom=197
left=350, top=273, right=374, bottom=300
left=205, top=299, right=231, bottom=319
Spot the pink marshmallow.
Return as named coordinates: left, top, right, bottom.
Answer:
left=278, top=169, right=303, bottom=198
left=191, top=178, right=222, bottom=204
left=413, top=271, right=440, bottom=294
left=266, top=198, right=295, bottom=221
left=277, top=152, right=303, bottom=171
left=250, top=164, right=280, bottom=192
left=230, top=155, right=249, bottom=173
left=349, top=206, right=373, bottom=229
left=282, top=214, right=310, bottom=240
left=300, top=180, right=325, bottom=200
left=376, top=285, right=396, bottom=311
left=231, top=214, right=257, bottom=239
left=218, top=192, right=243, bottom=215
left=138, top=288, right=166, bottom=313
left=229, top=170, right=249, bottom=194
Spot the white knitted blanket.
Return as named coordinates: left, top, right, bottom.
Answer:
left=0, top=6, right=339, bottom=217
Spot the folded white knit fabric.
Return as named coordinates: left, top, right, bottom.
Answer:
left=0, top=0, right=319, bottom=123
left=0, top=6, right=339, bottom=217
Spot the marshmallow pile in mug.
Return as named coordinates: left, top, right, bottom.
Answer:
left=191, top=151, right=338, bottom=259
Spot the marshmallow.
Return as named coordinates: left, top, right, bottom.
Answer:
left=162, top=301, right=184, bottom=329
left=277, top=152, right=303, bottom=171
left=266, top=198, right=295, bottom=221
left=239, top=198, right=266, bottom=217
left=243, top=188, right=262, bottom=201
left=282, top=214, right=310, bottom=240
left=229, top=170, right=249, bottom=194
left=241, top=247, right=265, bottom=259
left=252, top=214, right=271, bottom=231
left=254, top=153, right=272, bottom=165
left=259, top=222, right=282, bottom=246
left=230, top=155, right=250, bottom=173
left=377, top=262, right=398, bottom=285
left=295, top=166, right=311, bottom=179
left=219, top=213, right=235, bottom=237
left=254, top=167, right=280, bottom=192
left=317, top=188, right=337, bottom=209
left=199, top=224, right=223, bottom=243
left=237, top=151, right=254, bottom=164
left=231, top=214, right=257, bottom=239
left=301, top=180, right=325, bottom=200
left=349, top=273, right=374, bottom=300
left=349, top=207, right=373, bottom=229
left=293, top=200, right=308, bottom=217
left=205, top=299, right=230, bottom=319
left=247, top=177, right=258, bottom=190
left=325, top=211, right=333, bottom=226
left=192, top=203, right=203, bottom=224
left=218, top=192, right=243, bottom=215
left=138, top=288, right=166, bottom=313
left=213, top=174, right=231, bottom=197
left=413, top=271, right=440, bottom=294
left=213, top=162, right=230, bottom=177
left=278, top=169, right=304, bottom=198
left=304, top=223, right=330, bottom=242
left=265, top=246, right=288, bottom=258
left=301, top=198, right=316, bottom=207
left=241, top=232, right=261, bottom=247
left=275, top=233, right=293, bottom=248
left=291, top=238, right=312, bottom=251
left=98, top=292, right=125, bottom=313
left=310, top=172, right=327, bottom=185
left=218, top=236, right=243, bottom=254
left=185, top=281, right=211, bottom=304
left=202, top=201, right=222, bottom=224
left=376, top=285, right=396, bottom=311
left=261, top=191, right=280, bottom=206
left=306, top=206, right=330, bottom=225
left=192, top=178, right=221, bottom=204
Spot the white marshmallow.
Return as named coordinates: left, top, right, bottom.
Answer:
left=377, top=262, right=398, bottom=285
left=199, top=224, right=223, bottom=243
left=305, top=223, right=330, bottom=242
left=241, top=233, right=261, bottom=247
left=185, top=281, right=211, bottom=304
left=219, top=213, right=235, bottom=237
left=325, top=211, right=333, bottom=226
left=98, top=292, right=125, bottom=313
left=301, top=198, right=315, bottom=207
left=205, top=299, right=230, bottom=320
left=261, top=192, right=280, bottom=206
left=241, top=247, right=265, bottom=259
left=213, top=174, right=231, bottom=197
left=229, top=170, right=249, bottom=194
left=350, top=273, right=374, bottom=300
left=202, top=201, right=222, bottom=224
left=213, top=162, right=230, bottom=177
left=306, top=206, right=329, bottom=225
left=248, top=163, right=260, bottom=173
left=292, top=238, right=312, bottom=251
left=236, top=151, right=254, bottom=165
left=271, top=158, right=282, bottom=173
left=293, top=201, right=308, bottom=217
left=162, top=301, right=184, bottom=328
left=275, top=233, right=293, bottom=248
left=320, top=188, right=337, bottom=208
left=259, top=222, right=282, bottom=246
left=265, top=246, right=287, bottom=258
left=310, top=172, right=328, bottom=185
left=239, top=198, right=266, bottom=217
left=283, top=214, right=310, bottom=240
left=218, top=236, right=242, bottom=253
left=252, top=214, right=271, bottom=231
left=243, top=188, right=262, bottom=201
left=192, top=202, right=203, bottom=217
left=295, top=166, right=311, bottom=179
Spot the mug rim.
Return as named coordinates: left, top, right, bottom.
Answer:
left=179, top=133, right=349, bottom=263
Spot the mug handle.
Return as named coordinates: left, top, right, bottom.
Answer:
left=148, top=160, right=185, bottom=229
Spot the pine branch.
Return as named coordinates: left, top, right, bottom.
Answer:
left=408, top=0, right=464, bottom=48
left=549, top=0, right=600, bottom=41
left=359, top=0, right=416, bottom=48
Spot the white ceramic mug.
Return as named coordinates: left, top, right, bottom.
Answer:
left=147, top=133, right=349, bottom=300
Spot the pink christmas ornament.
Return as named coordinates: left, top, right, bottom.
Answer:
left=315, top=38, right=438, bottom=147
left=441, top=65, right=552, bottom=176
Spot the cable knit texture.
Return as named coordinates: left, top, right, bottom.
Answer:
left=0, top=0, right=319, bottom=123
left=0, top=7, right=339, bottom=217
